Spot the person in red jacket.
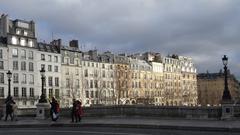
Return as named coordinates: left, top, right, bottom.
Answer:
left=75, top=100, right=83, bottom=122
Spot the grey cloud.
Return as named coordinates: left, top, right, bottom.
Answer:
left=0, top=0, right=240, bottom=78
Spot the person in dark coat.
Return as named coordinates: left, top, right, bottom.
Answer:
left=4, top=97, right=15, bottom=121
left=50, top=97, right=60, bottom=121
left=71, top=99, right=77, bottom=122
left=75, top=100, right=83, bottom=122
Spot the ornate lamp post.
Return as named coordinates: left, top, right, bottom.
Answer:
left=6, top=70, right=12, bottom=101
left=221, top=55, right=232, bottom=102
left=39, top=67, right=47, bottom=103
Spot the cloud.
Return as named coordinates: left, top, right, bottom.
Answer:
left=0, top=0, right=240, bottom=77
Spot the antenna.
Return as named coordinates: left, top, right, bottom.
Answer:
left=51, top=32, right=54, bottom=41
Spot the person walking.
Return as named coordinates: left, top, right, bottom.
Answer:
left=75, top=100, right=83, bottom=122
left=50, top=97, right=60, bottom=121
left=71, top=99, right=77, bottom=122
left=4, top=97, right=15, bottom=121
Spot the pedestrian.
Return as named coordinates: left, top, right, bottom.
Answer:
left=50, top=97, right=60, bottom=121
left=75, top=100, right=83, bottom=122
left=71, top=99, right=77, bottom=122
left=4, top=97, right=15, bottom=121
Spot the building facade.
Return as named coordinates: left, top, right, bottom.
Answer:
left=197, top=71, right=240, bottom=106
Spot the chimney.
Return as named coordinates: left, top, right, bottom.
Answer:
left=50, top=39, right=62, bottom=50
left=69, top=40, right=79, bottom=48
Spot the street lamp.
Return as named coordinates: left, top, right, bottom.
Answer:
left=6, top=70, right=12, bottom=100
left=39, top=67, right=47, bottom=103
left=221, top=55, right=232, bottom=102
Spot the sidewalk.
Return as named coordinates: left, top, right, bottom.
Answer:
left=1, top=117, right=240, bottom=132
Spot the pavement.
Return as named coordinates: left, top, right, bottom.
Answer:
left=1, top=116, right=240, bottom=132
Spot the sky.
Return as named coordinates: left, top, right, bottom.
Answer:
left=0, top=0, right=240, bottom=79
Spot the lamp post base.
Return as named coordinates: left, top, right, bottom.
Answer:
left=36, top=102, right=50, bottom=120
left=221, top=100, right=234, bottom=120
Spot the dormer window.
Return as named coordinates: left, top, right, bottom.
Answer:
left=20, top=38, right=26, bottom=46
left=24, top=31, right=28, bottom=36
left=28, top=40, right=34, bottom=47
left=16, top=29, right=21, bottom=35
left=12, top=36, right=17, bottom=45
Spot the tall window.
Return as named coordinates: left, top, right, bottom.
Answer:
left=0, top=61, right=3, bottom=69
left=22, top=87, right=27, bottom=97
left=76, top=79, right=80, bottom=88
left=55, top=89, right=59, bottom=98
left=29, top=62, right=34, bottom=71
left=48, top=77, right=53, bottom=86
left=66, top=79, right=70, bottom=88
left=48, top=55, right=52, bottom=62
left=12, top=36, right=17, bottom=45
left=13, top=61, right=18, bottom=70
left=21, top=50, right=26, bottom=59
left=0, top=87, right=4, bottom=97
left=13, top=73, right=19, bottom=83
left=29, top=51, right=33, bottom=59
left=21, top=61, right=26, bottom=71
left=0, top=73, right=4, bottom=83
left=55, top=77, right=59, bottom=87
left=29, top=74, right=34, bottom=84
left=54, top=56, right=58, bottom=63
left=54, top=66, right=58, bottom=72
left=12, top=49, right=18, bottom=57
left=30, top=88, right=34, bottom=97
left=41, top=54, right=45, bottom=60
left=0, top=49, right=2, bottom=58
left=14, top=87, right=19, bottom=97
left=41, top=64, right=45, bottom=70
left=48, top=65, right=52, bottom=72
left=49, top=89, right=53, bottom=98
left=22, top=74, right=26, bottom=84
left=84, top=69, right=88, bottom=77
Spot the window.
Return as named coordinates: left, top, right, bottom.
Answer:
left=102, top=64, right=105, bottom=68
left=86, top=91, right=89, bottom=98
left=0, top=73, right=4, bottom=83
left=29, top=74, right=34, bottom=84
left=28, top=39, right=33, bottom=47
left=20, top=38, right=26, bottom=46
left=48, top=77, right=53, bottom=86
left=29, top=51, right=33, bottom=59
left=24, top=30, right=28, bottom=36
left=102, top=70, right=105, bottom=78
left=55, top=89, right=59, bottom=98
left=55, top=77, right=59, bottom=87
left=13, top=61, right=18, bottom=70
left=48, top=55, right=52, bottom=62
left=0, top=61, right=3, bottom=69
left=54, top=56, right=58, bottom=62
left=76, top=79, right=80, bottom=88
left=12, top=36, right=17, bottom=45
left=30, top=88, right=34, bottom=97
left=54, top=66, right=58, bottom=72
left=29, top=62, right=34, bottom=71
left=0, top=49, right=2, bottom=58
left=48, top=65, right=52, bottom=72
left=16, top=29, right=20, bottom=34
left=49, top=89, right=53, bottom=98
left=76, top=69, right=79, bottom=75
left=94, top=80, right=98, bottom=88
left=0, top=87, right=4, bottom=97
left=41, top=64, right=45, bottom=70
left=66, top=79, right=70, bottom=88
left=12, top=49, right=18, bottom=57
left=21, top=50, right=26, bottom=59
left=41, top=54, right=45, bottom=60
left=66, top=68, right=69, bottom=75
left=22, top=87, right=27, bottom=97
left=90, top=80, right=93, bottom=88
left=14, top=87, right=19, bottom=97
left=13, top=73, right=19, bottom=83
left=21, top=61, right=26, bottom=71
left=84, top=69, right=88, bottom=77
left=22, top=74, right=26, bottom=84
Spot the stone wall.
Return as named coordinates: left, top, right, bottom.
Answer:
left=1, top=105, right=222, bottom=119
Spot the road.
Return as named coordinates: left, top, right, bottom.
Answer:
left=0, top=127, right=239, bottom=135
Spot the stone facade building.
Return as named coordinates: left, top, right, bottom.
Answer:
left=0, top=14, right=199, bottom=108
left=0, top=14, right=39, bottom=108
left=197, top=71, right=240, bottom=106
